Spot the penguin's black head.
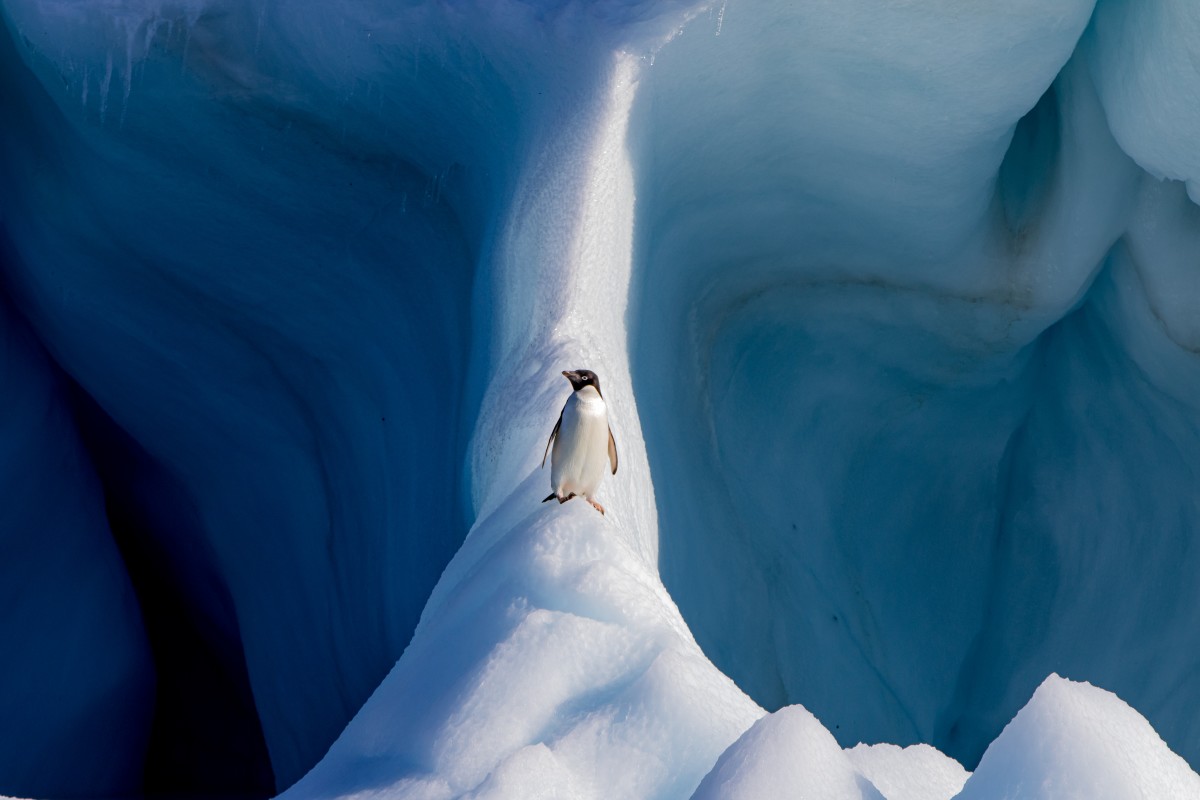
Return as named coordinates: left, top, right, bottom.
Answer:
left=563, top=369, right=601, bottom=395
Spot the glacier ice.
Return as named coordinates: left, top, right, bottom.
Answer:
left=0, top=292, right=153, bottom=797
left=0, top=0, right=487, bottom=788
left=630, top=0, right=1200, bottom=773
left=1, top=0, right=1200, bottom=798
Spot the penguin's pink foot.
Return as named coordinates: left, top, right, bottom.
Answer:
left=588, top=499, right=606, bottom=515
left=557, top=493, right=576, bottom=505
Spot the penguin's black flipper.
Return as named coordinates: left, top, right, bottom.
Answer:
left=542, top=493, right=556, bottom=503
left=607, top=427, right=618, bottom=475
left=542, top=407, right=564, bottom=468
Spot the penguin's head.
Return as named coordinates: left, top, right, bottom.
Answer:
left=563, top=369, right=601, bottom=395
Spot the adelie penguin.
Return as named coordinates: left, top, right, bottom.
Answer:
left=542, top=369, right=618, bottom=514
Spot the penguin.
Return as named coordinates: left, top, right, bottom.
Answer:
left=542, top=369, right=618, bottom=514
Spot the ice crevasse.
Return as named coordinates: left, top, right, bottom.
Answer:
left=1, top=0, right=1200, bottom=798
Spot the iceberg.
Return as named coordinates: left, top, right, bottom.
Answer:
left=1, top=0, right=1199, bottom=798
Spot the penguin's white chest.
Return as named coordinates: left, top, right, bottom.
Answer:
left=551, top=387, right=610, bottom=500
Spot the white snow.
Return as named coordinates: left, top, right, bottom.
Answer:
left=956, top=675, right=1200, bottom=800
left=691, top=705, right=884, bottom=800
left=845, top=743, right=968, bottom=800
left=281, top=484, right=763, bottom=800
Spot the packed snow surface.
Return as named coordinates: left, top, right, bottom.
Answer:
left=691, top=705, right=886, bottom=800
left=846, top=743, right=969, bottom=800
left=1, top=0, right=1200, bottom=798
left=955, top=675, right=1200, bottom=800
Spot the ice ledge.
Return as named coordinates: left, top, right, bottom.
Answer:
left=280, top=480, right=763, bottom=800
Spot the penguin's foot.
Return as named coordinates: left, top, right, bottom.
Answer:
left=557, top=493, right=576, bottom=505
left=588, top=499, right=606, bottom=515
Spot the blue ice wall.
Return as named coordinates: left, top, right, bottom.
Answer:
left=0, top=1, right=505, bottom=789
left=631, top=0, right=1200, bottom=770
left=0, top=282, right=153, bottom=796
left=0, top=0, right=677, bottom=791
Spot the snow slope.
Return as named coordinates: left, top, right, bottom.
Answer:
left=1, top=0, right=1199, bottom=798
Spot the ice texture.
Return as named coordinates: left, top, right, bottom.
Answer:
left=0, top=0, right=489, bottom=787
left=1, top=0, right=1200, bottom=798
left=1087, top=1, right=1200, bottom=204
left=0, top=294, right=153, bottom=796
left=630, top=0, right=1200, bottom=773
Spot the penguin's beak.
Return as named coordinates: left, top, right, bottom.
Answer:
left=562, top=370, right=578, bottom=381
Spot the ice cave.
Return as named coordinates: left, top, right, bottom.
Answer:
left=1, top=0, right=1199, bottom=798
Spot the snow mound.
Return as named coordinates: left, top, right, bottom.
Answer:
left=691, top=705, right=884, bottom=800
left=846, top=743, right=968, bottom=800
left=282, top=482, right=762, bottom=800
left=956, top=674, right=1200, bottom=800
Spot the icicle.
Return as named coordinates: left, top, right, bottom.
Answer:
left=99, top=49, right=113, bottom=124
left=120, top=19, right=137, bottom=126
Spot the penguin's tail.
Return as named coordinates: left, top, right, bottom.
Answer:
left=542, top=493, right=556, bottom=503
